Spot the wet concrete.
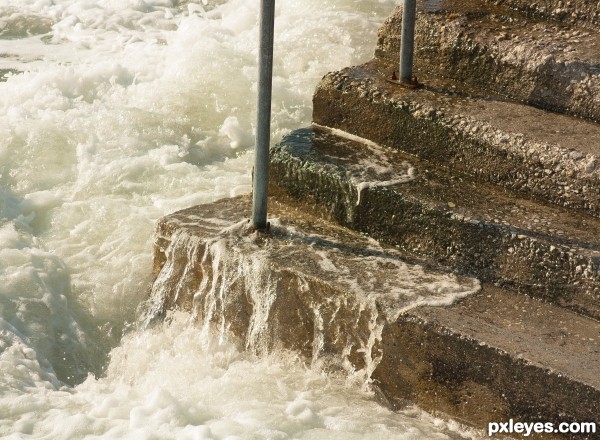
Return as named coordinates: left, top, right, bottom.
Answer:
left=147, top=1, right=600, bottom=434
left=271, top=126, right=600, bottom=320
left=150, top=195, right=480, bottom=369
left=313, top=60, right=600, bottom=218
left=151, top=195, right=600, bottom=438
left=376, top=0, right=600, bottom=122
left=377, top=285, right=600, bottom=437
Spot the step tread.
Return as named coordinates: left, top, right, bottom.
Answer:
left=448, top=98, right=600, bottom=157
left=153, top=195, right=482, bottom=319
left=376, top=1, right=600, bottom=121
left=313, top=60, right=600, bottom=217
left=368, top=61, right=600, bottom=156
left=280, top=125, right=600, bottom=255
left=376, top=284, right=600, bottom=427
left=413, top=285, right=600, bottom=389
left=272, top=126, right=600, bottom=319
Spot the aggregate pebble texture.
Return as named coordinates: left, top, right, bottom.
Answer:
left=486, top=0, right=600, bottom=28
left=151, top=196, right=600, bottom=437
left=313, top=61, right=600, bottom=218
left=271, top=127, right=600, bottom=320
left=376, top=0, right=600, bottom=122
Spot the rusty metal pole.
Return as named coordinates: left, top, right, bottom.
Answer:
left=399, top=0, right=416, bottom=83
left=252, top=0, right=275, bottom=231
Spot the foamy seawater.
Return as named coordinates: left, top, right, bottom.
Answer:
left=1, top=1, right=480, bottom=438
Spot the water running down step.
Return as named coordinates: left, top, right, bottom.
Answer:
left=314, top=60, right=600, bottom=218
left=271, top=126, right=600, bottom=320
left=150, top=195, right=600, bottom=437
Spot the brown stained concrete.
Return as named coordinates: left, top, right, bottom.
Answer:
left=376, top=285, right=600, bottom=438
left=150, top=195, right=481, bottom=364
left=482, top=0, right=600, bottom=28
left=150, top=195, right=600, bottom=438
left=313, top=60, right=600, bottom=219
left=376, top=0, right=600, bottom=122
left=270, top=126, right=600, bottom=320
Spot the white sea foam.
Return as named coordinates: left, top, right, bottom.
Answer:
left=0, top=313, right=479, bottom=439
left=0, top=0, right=482, bottom=437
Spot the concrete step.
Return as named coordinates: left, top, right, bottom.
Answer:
left=149, top=195, right=600, bottom=438
left=375, top=0, right=600, bottom=121
left=270, top=126, right=600, bottom=320
left=376, top=284, right=600, bottom=438
left=313, top=60, right=600, bottom=218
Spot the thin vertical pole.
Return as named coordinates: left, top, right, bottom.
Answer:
left=252, top=0, right=275, bottom=231
left=399, top=0, right=416, bottom=83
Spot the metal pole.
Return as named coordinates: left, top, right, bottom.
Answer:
left=252, top=0, right=275, bottom=231
left=399, top=0, right=416, bottom=83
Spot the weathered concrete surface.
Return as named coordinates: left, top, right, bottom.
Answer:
left=313, top=61, right=600, bottom=218
left=270, top=126, right=600, bottom=320
left=149, top=195, right=480, bottom=364
left=485, top=0, right=600, bottom=28
left=375, top=0, right=600, bottom=121
left=376, top=286, right=600, bottom=438
left=150, top=195, right=600, bottom=437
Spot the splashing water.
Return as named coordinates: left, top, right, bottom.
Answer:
left=0, top=0, right=482, bottom=438
left=145, top=213, right=480, bottom=381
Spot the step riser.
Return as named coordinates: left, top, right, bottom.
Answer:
left=150, top=196, right=600, bottom=438
left=376, top=313, right=600, bottom=437
left=270, top=129, right=600, bottom=320
left=375, top=7, right=600, bottom=122
left=313, top=64, right=600, bottom=218
left=153, top=230, right=383, bottom=365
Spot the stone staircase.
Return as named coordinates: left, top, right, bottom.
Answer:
left=376, top=0, right=600, bottom=122
left=269, top=0, right=600, bottom=435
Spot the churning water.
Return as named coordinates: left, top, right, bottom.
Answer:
left=0, top=1, right=481, bottom=438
